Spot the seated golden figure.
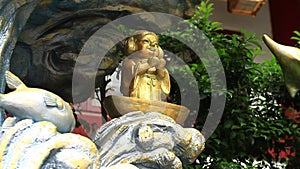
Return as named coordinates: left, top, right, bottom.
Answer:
left=120, top=30, right=170, bottom=101
left=104, top=30, right=189, bottom=124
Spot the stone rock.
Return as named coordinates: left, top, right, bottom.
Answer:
left=93, top=111, right=205, bottom=169
left=0, top=119, right=100, bottom=169
left=1, top=0, right=197, bottom=103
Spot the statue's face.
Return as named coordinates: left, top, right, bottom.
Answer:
left=137, top=34, right=159, bottom=51
left=132, top=34, right=163, bottom=59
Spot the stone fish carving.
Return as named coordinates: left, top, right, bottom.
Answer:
left=0, top=71, right=75, bottom=133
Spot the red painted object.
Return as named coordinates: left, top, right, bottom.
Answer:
left=72, top=125, right=89, bottom=137
left=73, top=95, right=103, bottom=137
left=268, top=106, right=299, bottom=159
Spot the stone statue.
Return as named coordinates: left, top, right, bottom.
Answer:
left=0, top=119, right=100, bottom=169
left=0, top=71, right=75, bottom=133
left=0, top=65, right=204, bottom=169
left=263, top=34, right=300, bottom=97
left=0, top=60, right=204, bottom=169
left=0, top=40, right=204, bottom=169
left=93, top=111, right=205, bottom=169
left=121, top=30, right=170, bottom=101
left=0, top=112, right=205, bottom=169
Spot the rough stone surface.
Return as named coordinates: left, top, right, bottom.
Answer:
left=1, top=0, right=197, bottom=103
left=0, top=119, right=100, bottom=169
left=93, top=111, right=205, bottom=169
left=0, top=112, right=205, bottom=168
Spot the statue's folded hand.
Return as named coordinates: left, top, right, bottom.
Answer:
left=148, top=56, right=160, bottom=67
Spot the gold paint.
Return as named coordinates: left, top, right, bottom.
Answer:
left=104, top=95, right=190, bottom=125
left=138, top=125, right=153, bottom=141
left=57, top=151, right=93, bottom=169
left=56, top=98, right=64, bottom=109
left=107, top=163, right=139, bottom=169
left=137, top=125, right=154, bottom=149
left=181, top=132, right=192, bottom=147
left=263, top=35, right=300, bottom=97
left=70, top=160, right=91, bottom=169
left=8, top=121, right=57, bottom=169
left=106, top=31, right=190, bottom=124
left=0, top=120, right=99, bottom=169
left=121, top=30, right=170, bottom=101
left=0, top=119, right=33, bottom=168
left=25, top=133, right=99, bottom=169
left=5, top=71, right=27, bottom=90
left=0, top=17, right=3, bottom=28
left=38, top=0, right=53, bottom=5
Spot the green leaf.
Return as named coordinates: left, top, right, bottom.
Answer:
left=231, top=125, right=240, bottom=130
left=293, top=30, right=300, bottom=36
left=248, top=39, right=262, bottom=49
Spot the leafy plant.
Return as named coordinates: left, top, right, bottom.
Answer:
left=157, top=0, right=300, bottom=168
left=291, top=30, right=300, bottom=48
left=102, top=2, right=300, bottom=167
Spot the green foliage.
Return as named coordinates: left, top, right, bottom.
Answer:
left=158, top=0, right=300, bottom=168
left=291, top=30, right=300, bottom=48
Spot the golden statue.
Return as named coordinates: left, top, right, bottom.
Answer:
left=120, top=30, right=170, bottom=101
left=104, top=30, right=190, bottom=124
